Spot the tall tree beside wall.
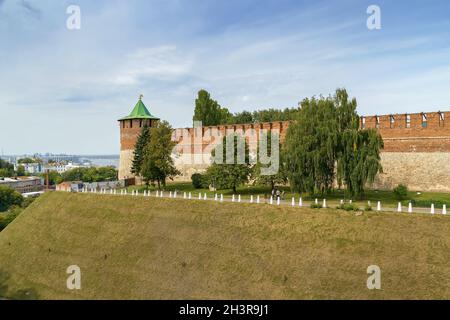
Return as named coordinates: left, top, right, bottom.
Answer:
left=193, top=89, right=231, bottom=126
left=284, top=88, right=383, bottom=197
left=131, top=124, right=151, bottom=176
left=205, top=133, right=252, bottom=193
left=252, top=131, right=287, bottom=190
left=140, top=121, right=180, bottom=189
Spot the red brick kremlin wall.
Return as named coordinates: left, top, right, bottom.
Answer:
left=170, top=111, right=450, bottom=191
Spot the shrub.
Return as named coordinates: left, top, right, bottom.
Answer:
left=191, top=173, right=204, bottom=189
left=407, top=199, right=448, bottom=209
left=310, top=203, right=323, bottom=209
left=337, top=203, right=360, bottom=211
left=393, top=184, right=408, bottom=200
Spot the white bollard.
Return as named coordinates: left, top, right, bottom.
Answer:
left=323, top=199, right=327, bottom=208
left=367, top=201, right=371, bottom=207
left=377, top=201, right=381, bottom=211
left=124, top=190, right=127, bottom=195
left=147, top=190, right=150, bottom=197
left=183, top=192, right=187, bottom=199
left=238, top=195, right=241, bottom=203
left=443, top=204, right=447, bottom=215
left=156, top=190, right=159, bottom=197
left=198, top=193, right=201, bottom=200
left=174, top=191, right=177, bottom=198
left=315, top=198, right=318, bottom=205
left=299, top=197, right=303, bottom=207
left=397, top=202, right=402, bottom=212
left=204, top=193, right=207, bottom=200
left=161, top=191, right=164, bottom=198
left=340, top=199, right=344, bottom=205
left=214, top=193, right=218, bottom=201
left=270, top=197, right=273, bottom=205
left=143, top=190, right=147, bottom=197
left=188, top=192, right=191, bottom=199
left=431, top=204, right=435, bottom=214
left=220, top=194, right=223, bottom=202
left=408, top=202, right=413, bottom=213
left=232, top=195, right=235, bottom=202
left=349, top=200, right=352, bottom=204
left=291, top=197, right=295, bottom=207
left=250, top=195, right=254, bottom=203
left=169, top=191, right=172, bottom=198
left=277, top=197, right=280, bottom=206
left=256, top=195, right=260, bottom=204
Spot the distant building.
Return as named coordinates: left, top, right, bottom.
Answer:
left=0, top=176, right=44, bottom=194
left=56, top=180, right=124, bottom=192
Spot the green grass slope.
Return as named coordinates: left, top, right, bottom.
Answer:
left=1, top=192, right=450, bottom=299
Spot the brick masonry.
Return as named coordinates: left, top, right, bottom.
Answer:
left=119, top=111, right=450, bottom=191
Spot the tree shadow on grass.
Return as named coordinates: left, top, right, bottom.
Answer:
left=0, top=269, right=39, bottom=300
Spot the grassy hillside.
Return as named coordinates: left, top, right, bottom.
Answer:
left=1, top=192, right=450, bottom=299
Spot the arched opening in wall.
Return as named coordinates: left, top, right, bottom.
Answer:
left=375, top=116, right=380, bottom=128
left=139, top=120, right=143, bottom=128
left=130, top=120, right=133, bottom=128
left=406, top=114, right=411, bottom=128
left=439, top=112, right=445, bottom=127
left=421, top=113, right=427, bottom=128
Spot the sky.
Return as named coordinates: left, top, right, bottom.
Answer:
left=1, top=0, right=450, bottom=155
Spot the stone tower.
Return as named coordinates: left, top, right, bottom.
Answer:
left=118, top=96, right=159, bottom=181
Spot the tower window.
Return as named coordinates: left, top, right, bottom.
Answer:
left=375, top=116, right=380, bottom=128
left=390, top=115, right=395, bottom=128
left=139, top=120, right=143, bottom=128
left=406, top=114, right=411, bottom=128
left=130, top=120, right=133, bottom=128
left=421, top=113, right=427, bottom=128
left=439, top=112, right=445, bottom=126
left=122, top=121, right=125, bottom=129
left=361, top=117, right=366, bottom=129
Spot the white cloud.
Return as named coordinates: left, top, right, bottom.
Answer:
left=112, top=45, right=193, bottom=85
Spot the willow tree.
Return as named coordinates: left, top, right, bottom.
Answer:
left=284, top=88, right=383, bottom=197
left=283, top=95, right=338, bottom=195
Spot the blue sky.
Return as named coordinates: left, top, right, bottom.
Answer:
left=1, top=0, right=450, bottom=154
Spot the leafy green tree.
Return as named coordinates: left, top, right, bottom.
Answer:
left=252, top=132, right=287, bottom=190
left=0, top=159, right=14, bottom=178
left=16, top=165, right=26, bottom=177
left=131, top=124, right=151, bottom=176
left=284, top=88, right=383, bottom=197
left=141, top=121, right=179, bottom=189
left=39, top=170, right=62, bottom=185
left=17, top=158, right=37, bottom=164
left=284, top=95, right=338, bottom=195
left=61, top=166, right=117, bottom=183
left=334, top=89, right=384, bottom=197
left=0, top=186, right=23, bottom=212
left=205, top=133, right=252, bottom=193
left=193, top=89, right=231, bottom=126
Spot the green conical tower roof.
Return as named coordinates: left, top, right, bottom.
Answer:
left=118, top=95, right=160, bottom=121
